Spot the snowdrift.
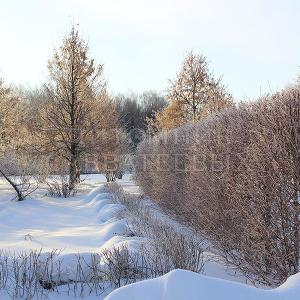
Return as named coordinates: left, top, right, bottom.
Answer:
left=105, top=269, right=300, bottom=300
left=0, top=180, right=143, bottom=299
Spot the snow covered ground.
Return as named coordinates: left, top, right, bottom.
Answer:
left=0, top=174, right=141, bottom=299
left=0, top=174, right=138, bottom=253
left=106, top=269, right=300, bottom=300
left=0, top=174, right=299, bottom=299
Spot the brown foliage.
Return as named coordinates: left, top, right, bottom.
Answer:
left=0, top=80, right=45, bottom=200
left=28, top=27, right=121, bottom=190
left=134, top=87, right=300, bottom=286
left=150, top=100, right=186, bottom=132
left=149, top=51, right=233, bottom=133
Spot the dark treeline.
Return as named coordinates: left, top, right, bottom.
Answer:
left=114, top=91, right=167, bottom=152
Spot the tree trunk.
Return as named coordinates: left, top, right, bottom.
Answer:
left=106, top=171, right=116, bottom=182
left=0, top=169, right=24, bottom=201
left=192, top=106, right=196, bottom=123
left=69, top=153, right=80, bottom=191
left=75, top=158, right=81, bottom=183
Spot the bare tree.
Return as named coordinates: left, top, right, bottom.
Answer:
left=141, top=91, right=167, bottom=123
left=0, top=80, right=44, bottom=200
left=114, top=91, right=166, bottom=153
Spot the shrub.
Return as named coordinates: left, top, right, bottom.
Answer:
left=104, top=183, right=205, bottom=276
left=133, top=88, right=300, bottom=286
left=46, top=175, right=75, bottom=198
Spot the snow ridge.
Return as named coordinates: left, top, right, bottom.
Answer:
left=106, top=269, right=300, bottom=300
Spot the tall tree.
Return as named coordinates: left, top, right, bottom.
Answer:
left=44, top=27, right=117, bottom=191
left=167, top=51, right=233, bottom=123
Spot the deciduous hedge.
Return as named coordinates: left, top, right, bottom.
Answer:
left=133, top=88, right=300, bottom=286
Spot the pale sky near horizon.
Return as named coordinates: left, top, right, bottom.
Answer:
left=0, top=0, right=300, bottom=101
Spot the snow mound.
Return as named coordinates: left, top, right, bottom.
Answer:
left=96, top=203, right=124, bottom=222
left=85, top=186, right=108, bottom=201
left=105, top=269, right=300, bottom=300
left=99, top=235, right=143, bottom=252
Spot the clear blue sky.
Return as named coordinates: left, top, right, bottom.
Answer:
left=0, top=0, right=300, bottom=101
